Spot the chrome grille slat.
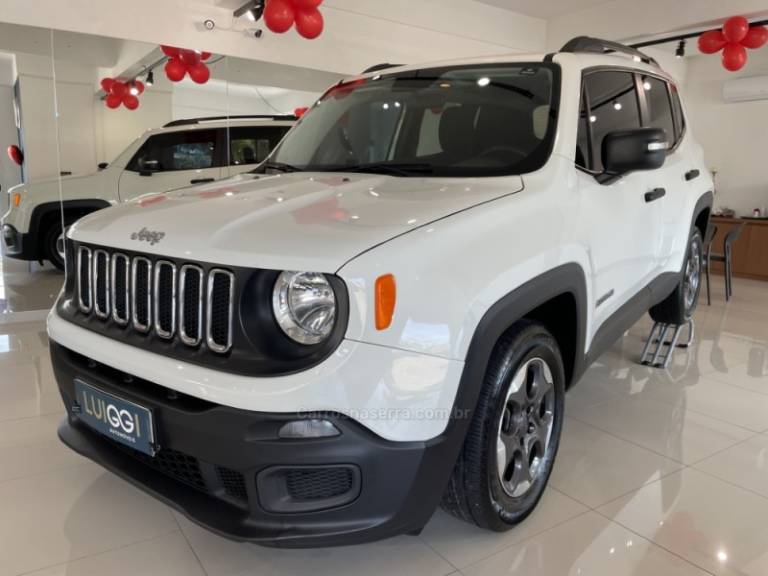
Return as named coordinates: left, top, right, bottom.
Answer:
left=111, top=254, right=130, bottom=325
left=179, top=265, right=204, bottom=347
left=77, top=246, right=93, bottom=313
left=93, top=250, right=111, bottom=319
left=131, top=257, right=153, bottom=333
left=206, top=269, right=235, bottom=354
left=154, top=260, right=177, bottom=339
left=75, top=246, right=234, bottom=355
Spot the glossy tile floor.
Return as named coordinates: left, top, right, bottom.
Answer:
left=1, top=275, right=767, bottom=575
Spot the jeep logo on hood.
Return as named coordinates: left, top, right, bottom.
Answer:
left=130, top=228, right=165, bottom=245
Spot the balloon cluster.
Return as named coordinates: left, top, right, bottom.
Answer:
left=264, top=0, right=325, bottom=39
left=101, top=78, right=144, bottom=110
left=698, top=16, right=768, bottom=71
left=161, top=46, right=212, bottom=84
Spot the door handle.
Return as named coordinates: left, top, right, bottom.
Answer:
left=685, top=169, right=700, bottom=181
left=190, top=178, right=215, bottom=184
left=645, top=188, right=666, bottom=203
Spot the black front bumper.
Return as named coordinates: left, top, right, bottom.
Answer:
left=2, top=224, right=37, bottom=260
left=51, top=341, right=463, bottom=547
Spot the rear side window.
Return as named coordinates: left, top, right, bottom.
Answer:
left=229, top=126, right=290, bottom=166
left=583, top=71, right=642, bottom=172
left=641, top=75, right=676, bottom=145
left=128, top=129, right=220, bottom=173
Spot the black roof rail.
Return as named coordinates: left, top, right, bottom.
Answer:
left=362, top=63, right=403, bottom=74
left=560, top=36, right=659, bottom=67
left=163, top=114, right=296, bottom=128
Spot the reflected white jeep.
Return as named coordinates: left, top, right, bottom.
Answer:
left=48, top=38, right=711, bottom=547
left=2, top=115, right=293, bottom=269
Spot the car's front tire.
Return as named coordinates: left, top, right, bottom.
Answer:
left=43, top=220, right=67, bottom=271
left=441, top=320, right=565, bottom=530
left=650, top=228, right=703, bottom=325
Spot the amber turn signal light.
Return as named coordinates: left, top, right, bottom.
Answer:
left=375, top=274, right=396, bottom=330
left=12, top=192, right=21, bottom=207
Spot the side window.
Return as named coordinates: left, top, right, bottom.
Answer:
left=229, top=126, right=290, bottom=166
left=641, top=76, right=676, bottom=146
left=576, top=85, right=591, bottom=169
left=670, top=84, right=685, bottom=143
left=127, top=129, right=219, bottom=173
left=584, top=71, right=642, bottom=173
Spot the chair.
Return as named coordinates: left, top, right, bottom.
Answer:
left=703, top=224, right=717, bottom=305
left=706, top=222, right=745, bottom=303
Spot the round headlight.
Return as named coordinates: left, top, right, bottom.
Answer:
left=272, top=271, right=337, bottom=345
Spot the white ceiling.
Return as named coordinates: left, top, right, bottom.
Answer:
left=474, top=0, right=613, bottom=20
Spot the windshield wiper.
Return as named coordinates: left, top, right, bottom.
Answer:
left=259, top=161, right=303, bottom=173
left=336, top=162, right=435, bottom=177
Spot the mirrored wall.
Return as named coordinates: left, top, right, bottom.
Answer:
left=0, top=21, right=338, bottom=316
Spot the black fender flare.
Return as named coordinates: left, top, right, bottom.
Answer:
left=29, top=199, right=111, bottom=258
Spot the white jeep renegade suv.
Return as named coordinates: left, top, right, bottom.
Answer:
left=2, top=115, right=294, bottom=270
left=48, top=38, right=712, bottom=547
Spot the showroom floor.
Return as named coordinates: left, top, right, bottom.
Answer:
left=2, top=264, right=768, bottom=576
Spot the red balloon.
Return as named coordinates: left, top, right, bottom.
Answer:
left=723, top=16, right=749, bottom=43
left=200, top=51, right=212, bottom=61
left=180, top=50, right=201, bottom=66
left=132, top=80, right=145, bottom=94
left=165, top=58, right=187, bottom=82
left=188, top=62, right=211, bottom=84
left=123, top=94, right=140, bottom=110
left=110, top=81, right=127, bottom=98
left=742, top=26, right=768, bottom=49
left=698, top=30, right=727, bottom=54
left=6, top=145, right=23, bottom=166
left=294, top=106, right=309, bottom=118
left=722, top=42, right=747, bottom=71
left=161, top=45, right=179, bottom=58
left=295, top=8, right=324, bottom=39
left=264, top=0, right=296, bottom=33
left=291, top=0, right=322, bottom=9
left=100, top=78, right=115, bottom=92
left=105, top=93, right=122, bottom=109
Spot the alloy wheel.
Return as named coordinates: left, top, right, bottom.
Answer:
left=683, top=236, right=701, bottom=310
left=496, top=357, right=556, bottom=498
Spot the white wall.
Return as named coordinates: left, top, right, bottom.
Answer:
left=0, top=0, right=547, bottom=76
left=685, top=50, right=768, bottom=215
left=0, top=85, right=21, bottom=215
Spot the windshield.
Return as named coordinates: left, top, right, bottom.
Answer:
left=266, top=63, right=558, bottom=177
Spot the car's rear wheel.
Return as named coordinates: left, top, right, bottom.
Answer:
left=650, top=228, right=703, bottom=325
left=441, top=320, right=565, bottom=530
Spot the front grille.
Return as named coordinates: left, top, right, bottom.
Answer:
left=286, top=467, right=355, bottom=501
left=76, top=246, right=234, bottom=354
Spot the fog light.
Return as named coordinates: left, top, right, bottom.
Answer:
left=278, top=419, right=340, bottom=439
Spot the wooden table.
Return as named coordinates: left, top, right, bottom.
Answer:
left=709, top=216, right=768, bottom=281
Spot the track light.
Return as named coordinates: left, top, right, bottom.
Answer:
left=145, top=70, right=154, bottom=87
left=676, top=39, right=686, bottom=59
left=235, top=1, right=264, bottom=22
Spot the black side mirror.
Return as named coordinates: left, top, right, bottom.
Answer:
left=98, top=162, right=109, bottom=170
left=602, top=127, right=668, bottom=176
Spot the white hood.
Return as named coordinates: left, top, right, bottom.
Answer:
left=69, top=172, right=524, bottom=272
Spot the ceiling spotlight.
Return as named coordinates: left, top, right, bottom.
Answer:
left=145, top=70, right=154, bottom=87
left=676, top=39, right=686, bottom=59
left=613, top=101, right=623, bottom=111
left=477, top=77, right=491, bottom=87
left=643, top=80, right=652, bottom=90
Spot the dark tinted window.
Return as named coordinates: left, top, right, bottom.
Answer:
left=642, top=76, right=675, bottom=144
left=670, top=83, right=685, bottom=143
left=584, top=71, right=641, bottom=172
left=128, top=129, right=219, bottom=173
left=229, top=126, right=290, bottom=166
